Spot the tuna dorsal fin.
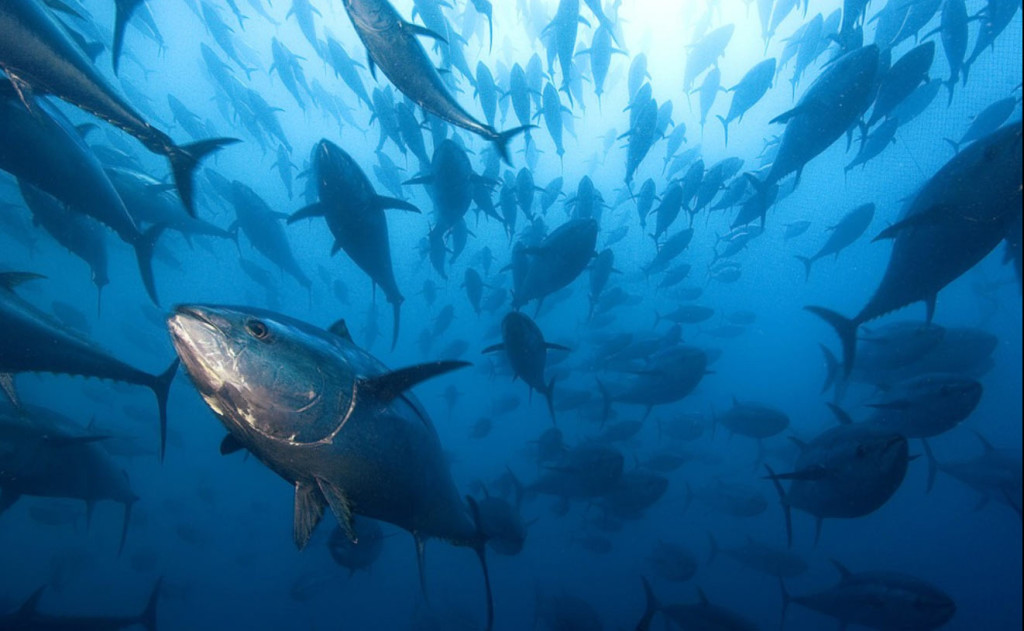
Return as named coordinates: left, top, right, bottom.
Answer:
left=316, top=477, right=358, bottom=543
left=17, top=586, right=46, bottom=618
left=0, top=272, right=46, bottom=292
left=219, top=434, right=245, bottom=455
left=328, top=319, right=354, bottom=343
left=293, top=481, right=327, bottom=550
left=826, top=403, right=853, bottom=425
left=358, top=361, right=471, bottom=403
left=831, top=559, right=854, bottom=581
left=0, top=373, right=19, bottom=407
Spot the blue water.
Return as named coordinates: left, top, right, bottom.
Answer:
left=1, top=0, right=1021, bottom=629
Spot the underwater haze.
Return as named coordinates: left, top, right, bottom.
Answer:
left=1, top=0, right=1022, bottom=629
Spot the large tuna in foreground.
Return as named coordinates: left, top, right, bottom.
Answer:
left=167, top=304, right=494, bottom=630
left=809, top=122, right=1022, bottom=374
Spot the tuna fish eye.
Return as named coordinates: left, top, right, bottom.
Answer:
left=246, top=319, right=270, bottom=340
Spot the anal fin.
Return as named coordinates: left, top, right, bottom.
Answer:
left=316, top=477, right=358, bottom=543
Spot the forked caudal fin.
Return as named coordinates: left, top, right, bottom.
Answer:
left=149, top=358, right=180, bottom=462
left=166, top=138, right=240, bottom=218
left=805, top=306, right=859, bottom=377
left=492, top=126, right=534, bottom=165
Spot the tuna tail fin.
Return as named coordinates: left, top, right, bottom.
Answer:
left=544, top=377, right=557, bottom=426
left=764, top=464, right=793, bottom=548
left=716, top=114, right=729, bottom=146
left=466, top=497, right=496, bottom=631
left=130, top=224, right=166, bottom=306
left=779, top=577, right=792, bottom=630
left=166, top=138, right=240, bottom=218
left=804, top=306, right=858, bottom=377
left=137, top=577, right=162, bottom=631
left=921, top=438, right=938, bottom=493
left=819, top=344, right=840, bottom=394
left=492, top=126, right=534, bottom=164
left=707, top=532, right=720, bottom=565
left=945, top=77, right=957, bottom=106
left=794, top=255, right=813, bottom=281
left=149, top=359, right=180, bottom=462
left=112, top=0, right=144, bottom=74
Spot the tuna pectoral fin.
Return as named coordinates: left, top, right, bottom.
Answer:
left=358, top=361, right=471, bottom=404
left=137, top=578, right=162, bottom=631
left=872, top=205, right=948, bottom=242
left=130, top=224, right=166, bottom=306
left=112, top=0, right=145, bottom=74
left=768, top=104, right=807, bottom=125
left=826, top=403, right=854, bottom=426
left=403, top=21, right=449, bottom=44
left=493, top=126, right=535, bottom=165
left=287, top=202, right=325, bottom=224
left=219, top=434, right=246, bottom=455
left=167, top=137, right=240, bottom=218
left=764, top=465, right=831, bottom=481
left=778, top=578, right=792, bottom=630
left=316, top=477, right=357, bottom=542
left=544, top=377, right=557, bottom=426
left=0, top=373, right=19, bottom=408
left=375, top=195, right=420, bottom=213
left=638, top=577, right=660, bottom=630
left=805, top=306, right=859, bottom=377
left=763, top=464, right=793, bottom=548
left=390, top=299, right=401, bottom=351
left=481, top=343, right=505, bottom=354
left=921, top=439, right=939, bottom=493
left=118, top=499, right=134, bottom=555
left=545, top=342, right=571, bottom=352
left=149, top=359, right=180, bottom=463
left=293, top=480, right=327, bottom=550
left=467, top=497, right=496, bottom=631
left=0, top=271, right=47, bottom=292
